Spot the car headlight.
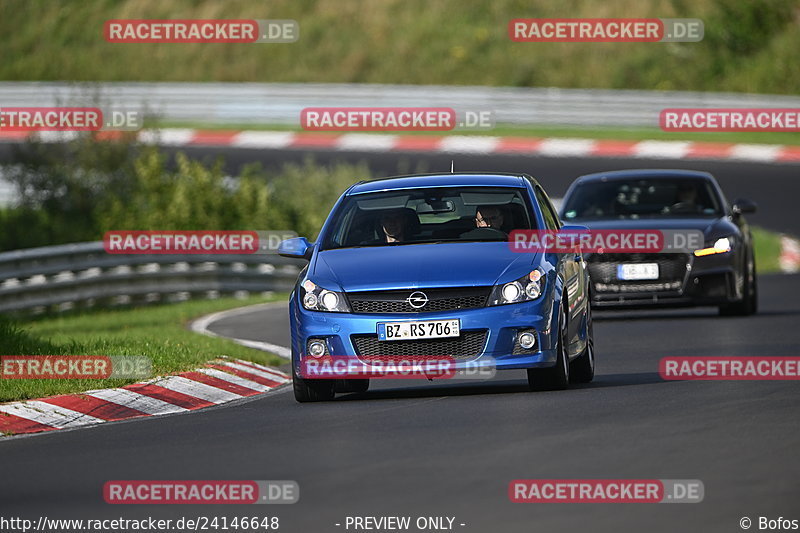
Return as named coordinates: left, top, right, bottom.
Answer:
left=694, top=237, right=732, bottom=257
left=300, top=279, right=350, bottom=312
left=488, top=269, right=544, bottom=306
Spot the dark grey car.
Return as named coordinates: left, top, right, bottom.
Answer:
left=560, top=169, right=757, bottom=315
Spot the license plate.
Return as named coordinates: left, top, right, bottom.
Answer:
left=617, top=263, right=659, bottom=280
left=377, top=319, right=460, bottom=341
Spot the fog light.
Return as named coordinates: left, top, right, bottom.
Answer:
left=307, top=340, right=327, bottom=358
left=518, top=332, right=536, bottom=350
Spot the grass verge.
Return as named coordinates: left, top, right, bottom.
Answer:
left=0, top=294, right=288, bottom=403
left=752, top=226, right=783, bottom=274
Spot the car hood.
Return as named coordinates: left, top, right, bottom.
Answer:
left=312, top=242, right=540, bottom=291
left=571, top=217, right=738, bottom=240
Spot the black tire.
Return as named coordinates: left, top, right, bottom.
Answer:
left=334, top=379, right=370, bottom=393
left=569, top=304, right=595, bottom=383
left=719, top=250, right=757, bottom=316
left=292, top=359, right=335, bottom=402
left=527, top=306, right=569, bottom=391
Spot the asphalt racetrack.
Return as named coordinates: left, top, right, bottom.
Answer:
left=0, top=147, right=798, bottom=532
left=1, top=274, right=798, bottom=531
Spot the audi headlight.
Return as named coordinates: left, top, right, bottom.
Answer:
left=300, top=279, right=350, bottom=312
left=694, top=236, right=733, bottom=257
left=488, top=269, right=544, bottom=306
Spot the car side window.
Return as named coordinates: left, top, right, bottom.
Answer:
left=535, top=186, right=561, bottom=230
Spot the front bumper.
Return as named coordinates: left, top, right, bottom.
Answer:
left=289, top=294, right=559, bottom=374
left=588, top=252, right=742, bottom=309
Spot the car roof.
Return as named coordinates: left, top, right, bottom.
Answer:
left=574, top=169, right=716, bottom=184
left=346, top=173, right=533, bottom=195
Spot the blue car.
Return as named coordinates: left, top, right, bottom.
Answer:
left=279, top=173, right=595, bottom=402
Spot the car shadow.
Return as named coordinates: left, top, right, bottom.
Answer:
left=334, top=371, right=668, bottom=401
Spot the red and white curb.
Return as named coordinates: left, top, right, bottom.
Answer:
left=780, top=236, right=800, bottom=273
left=0, top=357, right=289, bottom=438
left=1, top=129, right=799, bottom=163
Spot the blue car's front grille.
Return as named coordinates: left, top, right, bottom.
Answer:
left=346, top=287, right=491, bottom=314
left=351, top=331, right=488, bottom=359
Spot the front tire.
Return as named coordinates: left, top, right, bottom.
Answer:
left=570, top=304, right=595, bottom=383
left=719, top=250, right=757, bottom=316
left=527, top=306, right=570, bottom=391
left=292, top=359, right=335, bottom=402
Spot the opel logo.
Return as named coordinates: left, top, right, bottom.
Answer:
left=406, top=291, right=429, bottom=309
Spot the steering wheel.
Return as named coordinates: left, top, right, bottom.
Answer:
left=462, top=227, right=508, bottom=240
left=669, top=202, right=697, bottom=213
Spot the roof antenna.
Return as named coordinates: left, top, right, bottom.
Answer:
left=450, top=160, right=454, bottom=173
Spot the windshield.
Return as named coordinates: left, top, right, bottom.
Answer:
left=561, top=178, right=723, bottom=221
left=322, top=186, right=535, bottom=250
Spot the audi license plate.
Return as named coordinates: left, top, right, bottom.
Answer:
left=617, top=263, right=659, bottom=280
left=377, top=319, right=460, bottom=341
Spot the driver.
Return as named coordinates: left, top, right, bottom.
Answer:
left=378, top=209, right=408, bottom=243
left=474, top=205, right=505, bottom=230
left=669, top=183, right=699, bottom=213
left=676, top=183, right=698, bottom=206
left=460, top=205, right=508, bottom=240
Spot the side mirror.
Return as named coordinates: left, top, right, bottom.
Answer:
left=732, top=198, right=757, bottom=216
left=561, top=224, right=590, bottom=232
left=559, top=225, right=590, bottom=258
left=278, top=237, right=314, bottom=260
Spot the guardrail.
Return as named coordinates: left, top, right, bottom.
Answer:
left=0, top=241, right=304, bottom=314
left=1, top=82, right=799, bottom=128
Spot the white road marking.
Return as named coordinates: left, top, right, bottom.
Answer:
left=337, top=134, right=398, bottom=151
left=232, top=131, right=295, bottom=148
left=536, top=138, right=595, bottom=157
left=189, top=302, right=292, bottom=359
left=438, top=136, right=500, bottom=154
left=633, top=140, right=691, bottom=159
